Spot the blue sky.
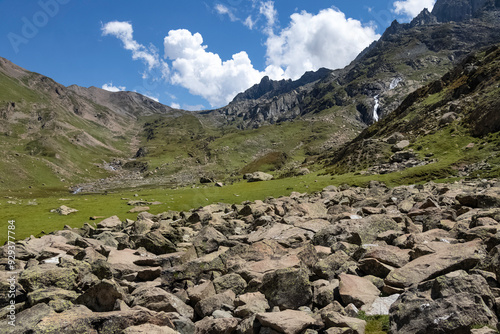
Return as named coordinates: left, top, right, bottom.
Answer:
left=1, top=0, right=435, bottom=110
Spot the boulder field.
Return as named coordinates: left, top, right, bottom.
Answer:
left=2, top=179, right=500, bottom=333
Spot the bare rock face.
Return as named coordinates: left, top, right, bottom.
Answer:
left=256, top=310, right=317, bottom=334
left=338, top=274, right=380, bottom=309
left=432, top=0, right=493, bottom=22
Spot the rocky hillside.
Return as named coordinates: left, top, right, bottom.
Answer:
left=67, top=85, right=185, bottom=119
left=323, top=43, right=500, bottom=182
left=0, top=58, right=186, bottom=192
left=2, top=178, right=500, bottom=333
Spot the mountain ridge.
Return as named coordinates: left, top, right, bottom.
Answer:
left=0, top=0, right=499, bottom=192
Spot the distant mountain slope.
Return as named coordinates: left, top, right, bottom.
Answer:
left=67, top=85, right=186, bottom=119
left=0, top=58, right=182, bottom=191
left=203, top=0, right=500, bottom=130
left=322, top=44, right=500, bottom=182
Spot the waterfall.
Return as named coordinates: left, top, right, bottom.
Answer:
left=390, top=77, right=402, bottom=90
left=373, top=95, right=380, bottom=122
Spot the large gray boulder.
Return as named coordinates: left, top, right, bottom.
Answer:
left=260, top=267, right=312, bottom=310
left=132, top=286, right=194, bottom=319
left=385, top=239, right=486, bottom=288
left=247, top=172, right=274, bottom=182
left=338, top=274, right=380, bottom=309
left=75, top=279, right=127, bottom=312
left=390, top=270, right=498, bottom=333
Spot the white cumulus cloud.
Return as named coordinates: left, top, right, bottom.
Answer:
left=103, top=6, right=380, bottom=108
left=393, top=0, right=436, bottom=19
left=164, top=29, right=266, bottom=107
left=102, top=83, right=126, bottom=92
left=264, top=8, right=380, bottom=79
left=102, top=21, right=169, bottom=77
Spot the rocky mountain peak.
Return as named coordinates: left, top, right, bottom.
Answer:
left=231, top=76, right=292, bottom=102
left=431, top=0, right=497, bottom=22
left=230, top=67, right=332, bottom=104
left=410, top=8, right=438, bottom=27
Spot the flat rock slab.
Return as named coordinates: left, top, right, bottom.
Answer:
left=362, top=245, right=411, bottom=268
left=385, top=239, right=486, bottom=288
left=339, top=273, right=380, bottom=308
left=123, top=323, right=178, bottom=334
left=247, top=223, right=311, bottom=244
left=256, top=310, right=316, bottom=334
left=128, top=206, right=150, bottom=213
left=97, top=216, right=122, bottom=229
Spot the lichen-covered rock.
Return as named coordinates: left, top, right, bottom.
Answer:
left=390, top=271, right=498, bottom=333
left=260, top=267, right=312, bottom=310
left=320, top=309, right=366, bottom=334
left=27, top=287, right=79, bottom=307
left=213, top=273, right=248, bottom=295
left=192, top=226, right=228, bottom=255
left=0, top=303, right=55, bottom=334
left=19, top=264, right=78, bottom=292
left=30, top=305, right=175, bottom=333
left=75, top=279, right=127, bottom=312
left=247, top=172, right=274, bottom=182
